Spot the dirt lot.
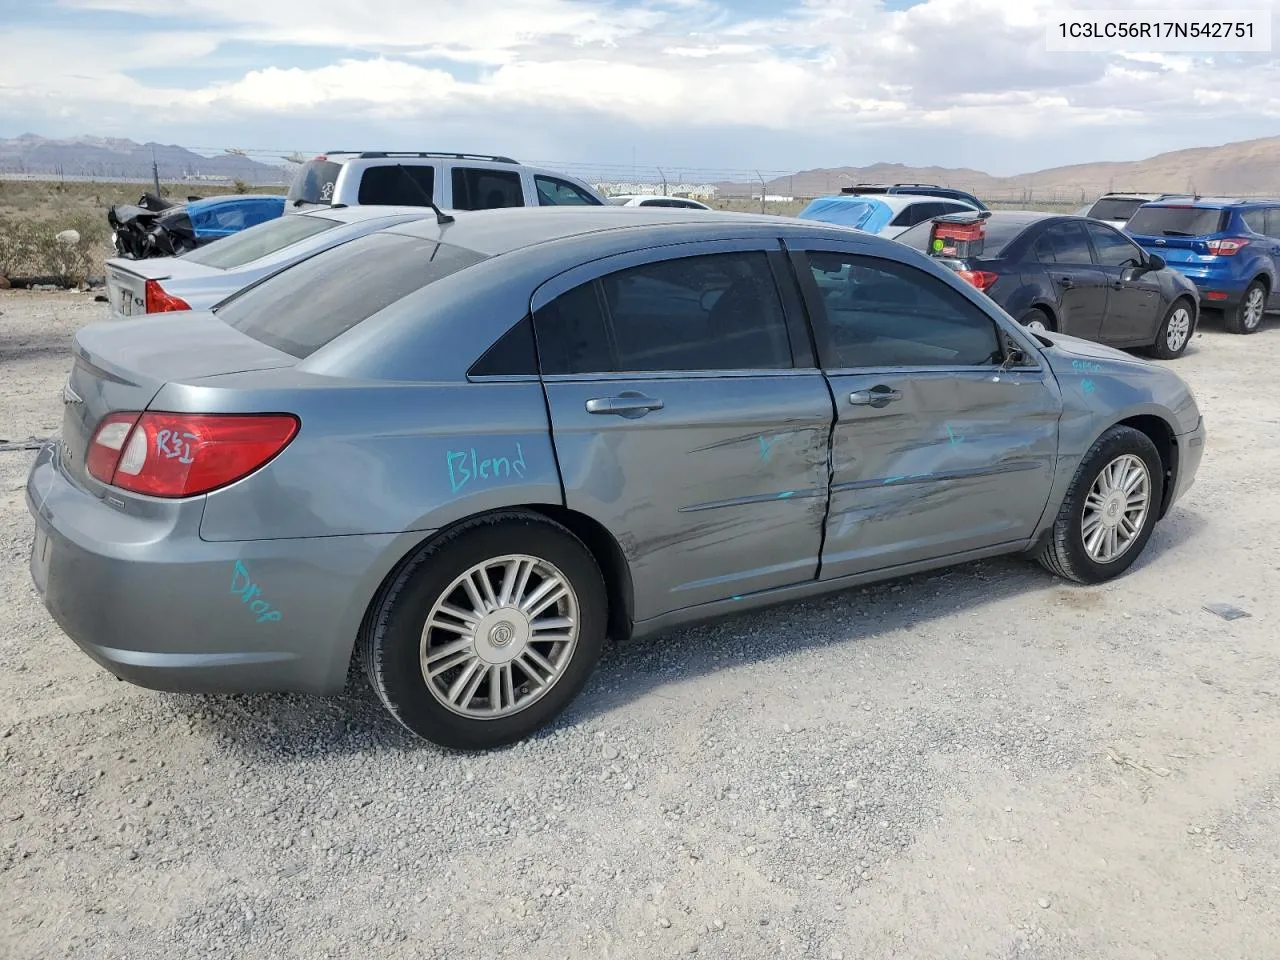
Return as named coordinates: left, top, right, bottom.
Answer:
left=1, top=289, right=1277, bottom=960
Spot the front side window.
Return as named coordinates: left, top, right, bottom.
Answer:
left=1085, top=223, right=1144, bottom=267
left=806, top=252, right=1003, bottom=368
left=452, top=168, right=524, bottom=210
left=534, top=251, right=793, bottom=374
left=535, top=176, right=600, bottom=206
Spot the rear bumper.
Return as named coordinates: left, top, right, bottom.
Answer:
left=1173, top=271, right=1251, bottom=307
left=25, top=441, right=406, bottom=695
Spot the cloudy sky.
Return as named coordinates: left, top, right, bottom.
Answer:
left=2, top=0, right=1279, bottom=178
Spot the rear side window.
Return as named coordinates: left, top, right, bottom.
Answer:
left=534, top=176, right=600, bottom=206
left=286, top=159, right=342, bottom=205
left=1038, top=221, right=1094, bottom=264
left=357, top=165, right=435, bottom=205
left=217, top=233, right=486, bottom=358
left=535, top=252, right=793, bottom=373
left=1243, top=209, right=1267, bottom=234
left=182, top=215, right=339, bottom=269
left=1265, top=209, right=1280, bottom=239
left=805, top=253, right=1001, bottom=368
left=453, top=168, right=523, bottom=209
left=1125, top=206, right=1228, bottom=237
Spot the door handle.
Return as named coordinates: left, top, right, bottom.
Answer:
left=1056, top=276, right=1074, bottom=288
left=585, top=393, right=664, bottom=417
left=849, top=386, right=902, bottom=407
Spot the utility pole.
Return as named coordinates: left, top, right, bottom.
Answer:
left=151, top=148, right=161, bottom=196
left=756, top=171, right=766, bottom=212
left=658, top=167, right=668, bottom=196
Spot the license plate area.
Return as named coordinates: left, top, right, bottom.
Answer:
left=30, top=527, right=51, bottom=595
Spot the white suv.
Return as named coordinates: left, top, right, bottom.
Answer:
left=285, top=151, right=606, bottom=214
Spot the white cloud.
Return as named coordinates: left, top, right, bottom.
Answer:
left=5, top=0, right=1280, bottom=169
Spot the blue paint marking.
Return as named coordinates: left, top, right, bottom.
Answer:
left=945, top=424, right=964, bottom=446
left=447, top=442, right=527, bottom=494
left=776, top=490, right=795, bottom=499
left=1080, top=378, right=1096, bottom=394
left=230, top=560, right=281, bottom=623
left=882, top=475, right=907, bottom=484
left=1071, top=359, right=1103, bottom=375
left=758, top=436, right=774, bottom=461
left=732, top=595, right=743, bottom=601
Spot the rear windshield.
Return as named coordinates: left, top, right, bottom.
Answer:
left=285, top=159, right=342, bottom=206
left=216, top=232, right=487, bottom=358
left=1125, top=206, right=1229, bottom=237
left=1086, top=198, right=1147, bottom=222
left=181, top=215, right=340, bottom=269
left=895, top=217, right=1026, bottom=257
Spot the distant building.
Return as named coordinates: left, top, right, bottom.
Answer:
left=597, top=181, right=719, bottom=200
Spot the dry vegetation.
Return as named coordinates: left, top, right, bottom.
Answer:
left=0, top=179, right=278, bottom=283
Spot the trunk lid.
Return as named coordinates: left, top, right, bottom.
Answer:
left=104, top=256, right=222, bottom=319
left=60, top=314, right=296, bottom=492
left=1125, top=233, right=1212, bottom=264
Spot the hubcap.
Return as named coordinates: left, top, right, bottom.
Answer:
left=1166, top=307, right=1191, bottom=352
left=1081, top=454, right=1151, bottom=564
left=1245, top=288, right=1265, bottom=329
left=420, top=555, right=579, bottom=719
left=1025, top=318, right=1047, bottom=332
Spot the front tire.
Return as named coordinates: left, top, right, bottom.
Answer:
left=1224, top=279, right=1267, bottom=334
left=361, top=513, right=608, bottom=750
left=1148, top=298, right=1194, bottom=359
left=1035, top=426, right=1164, bottom=584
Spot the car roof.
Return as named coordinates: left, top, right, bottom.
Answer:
left=1145, top=196, right=1280, bottom=208
left=186, top=194, right=282, bottom=212
left=834, top=193, right=973, bottom=211
left=382, top=206, right=862, bottom=257
left=618, top=194, right=704, bottom=203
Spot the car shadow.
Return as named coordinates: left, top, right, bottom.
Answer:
left=178, top=505, right=1208, bottom=760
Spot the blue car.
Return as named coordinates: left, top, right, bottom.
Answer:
left=1125, top=198, right=1280, bottom=334
left=108, top=193, right=286, bottom=259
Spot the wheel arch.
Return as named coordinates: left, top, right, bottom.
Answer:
left=353, top=505, right=636, bottom=678
left=1023, top=301, right=1059, bottom=331
left=1112, top=414, right=1179, bottom=519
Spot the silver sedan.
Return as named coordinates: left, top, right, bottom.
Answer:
left=30, top=207, right=1205, bottom=750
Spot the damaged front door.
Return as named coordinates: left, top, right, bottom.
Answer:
left=532, top=240, right=834, bottom=622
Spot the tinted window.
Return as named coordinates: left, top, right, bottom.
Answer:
left=1039, top=221, right=1094, bottom=263
left=1085, top=223, right=1144, bottom=267
left=890, top=203, right=932, bottom=227
left=470, top=315, right=538, bottom=377
left=217, top=233, right=486, bottom=359
left=452, top=168, right=523, bottom=210
left=1086, top=197, right=1147, bottom=222
left=357, top=165, right=435, bottom=205
left=182, top=214, right=339, bottom=269
left=535, top=252, right=793, bottom=374
left=807, top=253, right=1002, bottom=368
left=535, top=176, right=600, bottom=206
left=895, top=217, right=1027, bottom=258
left=1243, top=209, right=1267, bottom=234
left=286, top=159, right=342, bottom=205
left=1125, top=206, right=1229, bottom=237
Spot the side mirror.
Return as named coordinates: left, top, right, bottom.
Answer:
left=1146, top=253, right=1165, bottom=271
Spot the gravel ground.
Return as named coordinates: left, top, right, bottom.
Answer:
left=2, top=289, right=1278, bottom=959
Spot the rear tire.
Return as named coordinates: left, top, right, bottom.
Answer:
left=1148, top=298, right=1194, bottom=359
left=1035, top=426, right=1164, bottom=585
left=361, top=513, right=608, bottom=750
left=1018, top=307, right=1054, bottom=333
left=1224, top=279, right=1267, bottom=334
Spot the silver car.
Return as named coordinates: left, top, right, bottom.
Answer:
left=28, top=207, right=1206, bottom=750
left=103, top=206, right=433, bottom=319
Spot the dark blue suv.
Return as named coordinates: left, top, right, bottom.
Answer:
left=1126, top=198, right=1280, bottom=334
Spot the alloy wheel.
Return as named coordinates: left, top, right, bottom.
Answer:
left=1081, top=454, right=1151, bottom=564
left=1166, top=307, right=1191, bottom=352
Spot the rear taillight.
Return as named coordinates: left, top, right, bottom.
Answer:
left=1206, top=237, right=1249, bottom=256
left=144, top=279, right=190, bottom=313
left=86, top=412, right=299, bottom=498
left=956, top=269, right=999, bottom=291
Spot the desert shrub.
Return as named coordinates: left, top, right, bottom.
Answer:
left=0, top=211, right=110, bottom=283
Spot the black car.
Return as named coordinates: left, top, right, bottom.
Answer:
left=894, top=211, right=1201, bottom=359
left=840, top=182, right=989, bottom=211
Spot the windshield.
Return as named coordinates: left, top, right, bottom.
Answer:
left=895, top=217, right=1027, bottom=257
left=217, top=232, right=487, bottom=359
left=285, top=159, right=342, bottom=206
left=1086, top=198, right=1148, bottom=222
left=181, top=214, right=340, bottom=269
left=1126, top=206, right=1228, bottom=237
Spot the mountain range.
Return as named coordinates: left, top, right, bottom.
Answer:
left=4, top=132, right=1280, bottom=200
